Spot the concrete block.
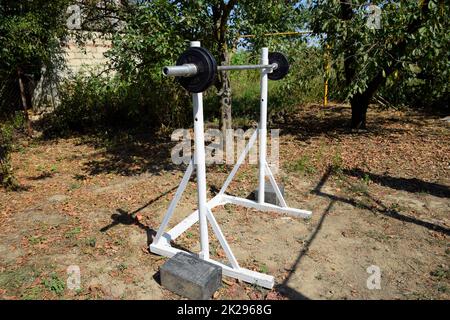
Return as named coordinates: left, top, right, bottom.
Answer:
left=160, top=252, right=222, bottom=300
left=253, top=182, right=284, bottom=206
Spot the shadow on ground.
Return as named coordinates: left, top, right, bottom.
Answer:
left=343, top=168, right=450, bottom=198
left=277, top=165, right=449, bottom=299
left=78, top=131, right=183, bottom=177
left=100, top=183, right=194, bottom=253
left=279, top=104, right=446, bottom=142
left=315, top=167, right=450, bottom=235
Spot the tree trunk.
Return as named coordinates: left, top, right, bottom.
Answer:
left=212, top=0, right=237, bottom=143
left=17, top=68, right=32, bottom=136
left=350, top=94, right=369, bottom=129
left=218, top=48, right=232, bottom=136
left=342, top=0, right=430, bottom=129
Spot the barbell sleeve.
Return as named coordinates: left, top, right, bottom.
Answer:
left=163, top=64, right=198, bottom=77
left=217, top=63, right=278, bottom=71
left=163, top=63, right=278, bottom=78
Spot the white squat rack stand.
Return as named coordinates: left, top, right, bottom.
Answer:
left=150, top=41, right=312, bottom=289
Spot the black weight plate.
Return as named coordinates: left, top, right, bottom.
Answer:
left=268, top=52, right=290, bottom=81
left=176, top=47, right=217, bottom=93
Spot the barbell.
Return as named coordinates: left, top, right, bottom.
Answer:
left=163, top=47, right=290, bottom=93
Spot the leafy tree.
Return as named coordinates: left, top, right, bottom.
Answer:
left=0, top=0, right=71, bottom=188
left=94, top=0, right=302, bottom=132
left=0, top=0, right=71, bottom=125
left=307, top=0, right=449, bottom=128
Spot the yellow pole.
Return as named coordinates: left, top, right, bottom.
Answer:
left=324, top=44, right=331, bottom=107
left=239, top=31, right=312, bottom=39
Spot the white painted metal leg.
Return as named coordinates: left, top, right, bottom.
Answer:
left=258, top=48, right=269, bottom=204
left=265, top=161, right=288, bottom=208
left=191, top=41, right=210, bottom=260
left=162, top=196, right=224, bottom=242
left=193, top=93, right=209, bottom=259
left=222, top=194, right=312, bottom=219
left=206, top=208, right=240, bottom=269
left=165, top=210, right=199, bottom=241
left=153, top=159, right=194, bottom=244
left=218, top=129, right=258, bottom=196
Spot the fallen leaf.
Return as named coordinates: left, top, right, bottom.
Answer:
left=223, top=279, right=234, bottom=286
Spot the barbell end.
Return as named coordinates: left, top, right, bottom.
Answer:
left=162, top=64, right=198, bottom=77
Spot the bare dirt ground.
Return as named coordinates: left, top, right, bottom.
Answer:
left=0, top=104, right=449, bottom=300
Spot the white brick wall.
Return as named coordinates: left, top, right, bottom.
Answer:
left=32, top=32, right=113, bottom=111
left=63, top=33, right=112, bottom=75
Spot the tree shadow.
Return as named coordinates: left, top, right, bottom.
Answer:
left=277, top=165, right=449, bottom=299
left=276, top=200, right=334, bottom=300
left=100, top=209, right=156, bottom=247
left=343, top=168, right=450, bottom=198
left=100, top=184, right=194, bottom=252
left=28, top=171, right=54, bottom=181
left=278, top=104, right=441, bottom=142
left=79, top=131, right=182, bottom=177
left=313, top=167, right=450, bottom=236
left=273, top=167, right=334, bottom=300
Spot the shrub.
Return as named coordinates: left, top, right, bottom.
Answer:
left=0, top=113, right=23, bottom=190
left=43, top=70, right=191, bottom=136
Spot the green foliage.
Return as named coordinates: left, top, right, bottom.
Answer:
left=42, top=273, right=65, bottom=296
left=270, top=43, right=325, bottom=112
left=44, top=1, right=308, bottom=133
left=430, top=265, right=450, bottom=281
left=307, top=0, right=449, bottom=110
left=289, top=155, right=316, bottom=175
left=65, top=227, right=81, bottom=239
left=45, top=69, right=191, bottom=135
left=0, top=0, right=70, bottom=113
left=227, top=44, right=325, bottom=123
left=0, top=112, right=24, bottom=190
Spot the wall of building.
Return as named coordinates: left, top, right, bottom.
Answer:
left=63, top=35, right=112, bottom=75
left=32, top=33, right=112, bottom=112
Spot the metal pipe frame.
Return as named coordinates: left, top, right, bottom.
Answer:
left=217, top=63, right=277, bottom=71
left=162, top=63, right=278, bottom=78
left=151, top=43, right=312, bottom=290
left=163, top=64, right=198, bottom=77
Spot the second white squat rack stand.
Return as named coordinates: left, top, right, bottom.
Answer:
left=150, top=41, right=312, bottom=289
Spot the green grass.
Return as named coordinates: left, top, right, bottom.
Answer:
left=65, top=227, right=81, bottom=239
left=85, top=237, right=96, bottom=247
left=437, top=284, right=448, bottom=293
left=27, top=235, right=46, bottom=245
left=430, top=265, right=450, bottom=281
left=42, top=273, right=65, bottom=296
left=186, top=231, right=194, bottom=239
left=117, top=263, right=128, bottom=272
left=68, top=182, right=81, bottom=190
left=362, top=173, right=371, bottom=184
left=259, top=263, right=269, bottom=274
left=289, top=155, right=316, bottom=175
left=0, top=266, right=41, bottom=290
left=331, top=151, right=343, bottom=174
left=348, top=182, right=368, bottom=195
left=21, top=286, right=43, bottom=300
